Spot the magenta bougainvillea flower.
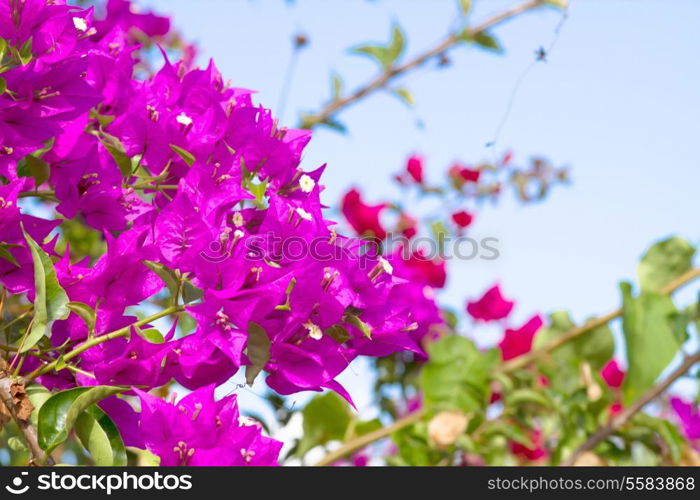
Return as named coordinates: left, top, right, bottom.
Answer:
left=466, top=284, right=515, bottom=322
left=341, top=188, right=388, bottom=240
left=509, top=429, right=547, bottom=461
left=498, top=315, right=543, bottom=361
left=0, top=0, right=442, bottom=464
left=405, top=154, right=424, bottom=184
left=451, top=210, right=473, bottom=229
left=134, top=386, right=282, bottom=466
left=601, top=359, right=625, bottom=389
left=671, top=397, right=700, bottom=446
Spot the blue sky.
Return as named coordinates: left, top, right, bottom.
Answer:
left=135, top=0, right=700, bottom=430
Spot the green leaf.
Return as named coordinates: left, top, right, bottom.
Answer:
left=473, top=32, right=502, bottom=52
left=181, top=281, right=203, bottom=304
left=458, top=0, right=472, bottom=15
left=505, top=389, right=552, bottom=409
left=0, top=76, right=6, bottom=95
left=143, top=260, right=180, bottom=304
left=170, top=144, right=196, bottom=166
left=20, top=225, right=70, bottom=353
left=325, top=324, right=351, bottom=344
left=19, top=37, right=32, bottom=64
left=38, top=386, right=125, bottom=453
left=8, top=436, right=28, bottom=452
left=26, top=384, right=51, bottom=426
left=101, top=136, right=133, bottom=178
left=136, top=327, right=164, bottom=344
left=331, top=72, right=343, bottom=100
left=351, top=23, right=405, bottom=70
left=343, top=311, right=372, bottom=339
left=74, top=406, right=127, bottom=466
left=66, top=302, right=96, bottom=336
left=0, top=38, right=7, bottom=60
left=297, top=392, right=352, bottom=456
left=460, top=30, right=503, bottom=53
left=419, top=336, right=493, bottom=412
left=245, top=322, right=271, bottom=385
left=620, top=282, right=682, bottom=405
left=24, top=155, right=50, bottom=187
left=392, top=87, right=414, bottom=107
left=534, top=310, right=614, bottom=381
left=637, top=237, right=695, bottom=293
left=0, top=243, right=20, bottom=267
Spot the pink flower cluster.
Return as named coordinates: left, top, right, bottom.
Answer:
left=0, top=0, right=436, bottom=465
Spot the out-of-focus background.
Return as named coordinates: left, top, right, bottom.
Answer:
left=139, top=0, right=700, bottom=440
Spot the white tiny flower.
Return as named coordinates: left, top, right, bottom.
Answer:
left=73, top=17, right=88, bottom=32
left=304, top=321, right=323, bottom=340
left=296, top=207, right=312, bottom=221
left=378, top=257, right=393, bottom=275
left=233, top=229, right=245, bottom=240
left=299, top=174, right=315, bottom=193
left=238, top=416, right=257, bottom=427
left=232, top=212, right=245, bottom=227
left=176, top=112, right=193, bottom=126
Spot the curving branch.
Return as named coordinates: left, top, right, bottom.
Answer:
left=311, top=267, right=700, bottom=466
left=499, top=266, right=700, bottom=374
left=561, top=348, right=700, bottom=466
left=313, top=408, right=425, bottom=466
left=300, top=0, right=553, bottom=129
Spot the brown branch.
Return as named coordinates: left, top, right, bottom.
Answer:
left=313, top=408, right=425, bottom=466
left=300, top=0, right=551, bottom=129
left=0, top=359, right=53, bottom=465
left=499, top=267, right=700, bottom=374
left=561, top=348, right=700, bottom=466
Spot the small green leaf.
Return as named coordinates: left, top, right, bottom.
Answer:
left=393, top=87, right=415, bottom=107
left=331, top=72, right=343, bottom=100
left=458, top=0, right=472, bottom=15
left=24, top=155, right=50, bottom=187
left=26, top=383, right=51, bottom=426
left=19, top=37, right=32, bottom=64
left=20, top=225, right=70, bottom=353
left=0, top=77, right=6, bottom=95
left=343, top=311, right=372, bottom=339
left=8, top=436, right=28, bottom=452
left=505, top=389, right=552, bottom=409
left=351, top=23, right=406, bottom=70
left=472, top=31, right=502, bottom=52
left=143, top=260, right=180, bottom=304
left=325, top=324, right=351, bottom=344
left=66, top=302, right=96, bottom=336
left=0, top=243, right=20, bottom=267
left=245, top=322, right=271, bottom=385
left=637, top=237, right=695, bottom=293
left=136, top=327, right=164, bottom=344
left=297, top=392, right=352, bottom=456
left=460, top=30, right=503, bottom=52
left=75, top=405, right=127, bottom=466
left=38, top=386, right=125, bottom=453
left=170, top=144, right=196, bottom=166
left=181, top=281, right=203, bottom=304
left=101, top=136, right=133, bottom=178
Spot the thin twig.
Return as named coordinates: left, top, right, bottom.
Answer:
left=0, top=359, right=54, bottom=465
left=24, top=305, right=183, bottom=381
left=499, top=267, right=700, bottom=374
left=313, top=409, right=425, bottom=466
left=301, top=0, right=549, bottom=129
left=561, top=349, right=700, bottom=466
